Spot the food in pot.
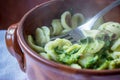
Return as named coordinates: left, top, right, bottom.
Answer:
left=27, top=11, right=120, bottom=70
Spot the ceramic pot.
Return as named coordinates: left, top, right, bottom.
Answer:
left=5, top=0, right=120, bottom=80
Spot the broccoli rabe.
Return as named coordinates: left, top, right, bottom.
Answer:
left=85, top=56, right=99, bottom=69
left=57, top=44, right=81, bottom=64
left=109, top=59, right=120, bottom=69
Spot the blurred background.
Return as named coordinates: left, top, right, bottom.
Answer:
left=0, top=0, right=116, bottom=30
left=0, top=0, right=49, bottom=30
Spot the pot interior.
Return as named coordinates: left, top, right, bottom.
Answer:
left=21, top=0, right=120, bottom=40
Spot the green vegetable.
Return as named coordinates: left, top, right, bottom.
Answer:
left=85, top=56, right=99, bottom=69
left=109, top=59, right=120, bottom=69
left=97, top=60, right=109, bottom=70
left=57, top=44, right=81, bottom=64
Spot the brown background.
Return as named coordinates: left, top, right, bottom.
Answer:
left=0, top=0, right=49, bottom=30
left=0, top=0, right=116, bottom=30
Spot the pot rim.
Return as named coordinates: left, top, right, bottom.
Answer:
left=17, top=0, right=120, bottom=75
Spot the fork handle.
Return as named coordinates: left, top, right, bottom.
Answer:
left=79, top=0, right=120, bottom=30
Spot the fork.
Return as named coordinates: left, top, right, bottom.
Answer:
left=51, top=0, right=120, bottom=43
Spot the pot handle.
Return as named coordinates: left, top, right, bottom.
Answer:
left=5, top=24, right=25, bottom=72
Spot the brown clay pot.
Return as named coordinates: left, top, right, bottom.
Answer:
left=5, top=0, right=120, bottom=80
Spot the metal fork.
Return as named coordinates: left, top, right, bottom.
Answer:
left=51, top=0, right=120, bottom=43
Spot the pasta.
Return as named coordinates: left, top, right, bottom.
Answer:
left=27, top=35, right=44, bottom=52
left=61, top=11, right=72, bottom=30
left=35, top=26, right=50, bottom=47
left=27, top=11, right=120, bottom=70
left=60, top=11, right=85, bottom=34
left=71, top=13, right=84, bottom=28
left=51, top=19, right=63, bottom=35
left=98, top=22, right=120, bottom=37
left=111, top=38, right=120, bottom=51
left=44, top=38, right=72, bottom=61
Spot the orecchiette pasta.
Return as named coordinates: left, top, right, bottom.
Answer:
left=98, top=22, right=120, bottom=37
left=27, top=11, right=120, bottom=70
left=51, top=19, right=63, bottom=35
left=28, top=35, right=44, bottom=52
left=111, top=38, right=120, bottom=51
left=61, top=11, right=72, bottom=30
left=71, top=13, right=84, bottom=28
left=44, top=38, right=72, bottom=61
